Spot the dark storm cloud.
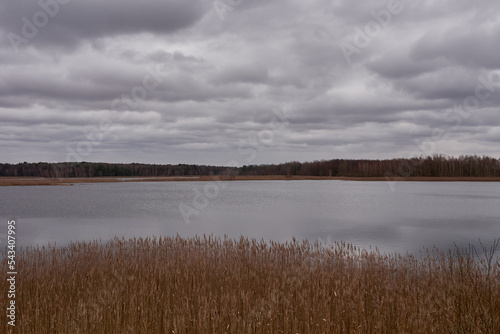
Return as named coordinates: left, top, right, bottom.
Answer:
left=0, top=0, right=499, bottom=164
left=366, top=53, right=445, bottom=80
left=0, top=0, right=206, bottom=51
left=410, top=24, right=500, bottom=69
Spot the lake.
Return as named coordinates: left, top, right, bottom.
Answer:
left=1, top=180, right=499, bottom=255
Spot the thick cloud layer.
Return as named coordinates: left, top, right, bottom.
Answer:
left=0, top=0, right=499, bottom=164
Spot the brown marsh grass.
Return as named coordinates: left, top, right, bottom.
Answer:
left=2, top=176, right=500, bottom=186
left=1, top=236, right=499, bottom=333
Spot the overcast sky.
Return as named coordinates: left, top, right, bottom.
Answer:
left=1, top=0, right=499, bottom=165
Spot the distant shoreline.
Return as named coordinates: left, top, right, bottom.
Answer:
left=2, top=175, right=500, bottom=186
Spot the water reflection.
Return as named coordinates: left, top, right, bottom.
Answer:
left=0, top=181, right=499, bottom=255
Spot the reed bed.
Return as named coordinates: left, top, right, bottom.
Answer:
left=1, top=236, right=499, bottom=333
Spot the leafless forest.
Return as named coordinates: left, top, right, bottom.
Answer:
left=2, top=155, right=499, bottom=178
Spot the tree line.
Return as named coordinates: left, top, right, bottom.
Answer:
left=1, top=155, right=499, bottom=178
left=0, top=162, right=228, bottom=178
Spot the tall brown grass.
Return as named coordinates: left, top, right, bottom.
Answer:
left=1, top=236, right=499, bottom=333
left=3, top=176, right=500, bottom=187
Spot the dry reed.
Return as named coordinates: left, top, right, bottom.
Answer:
left=1, top=236, right=499, bottom=333
left=3, top=176, right=500, bottom=187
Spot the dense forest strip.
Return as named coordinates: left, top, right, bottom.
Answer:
left=1, top=155, right=499, bottom=178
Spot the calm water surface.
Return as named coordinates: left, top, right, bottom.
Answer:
left=1, top=181, right=499, bottom=255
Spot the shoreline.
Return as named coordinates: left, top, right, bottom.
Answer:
left=2, top=175, right=500, bottom=186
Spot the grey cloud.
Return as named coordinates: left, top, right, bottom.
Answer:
left=367, top=53, right=446, bottom=79
left=395, top=67, right=497, bottom=101
left=411, top=24, right=500, bottom=69
left=119, top=49, right=173, bottom=64
left=209, top=63, right=269, bottom=85
left=172, top=51, right=204, bottom=63
left=1, top=70, right=123, bottom=103
left=1, top=0, right=500, bottom=164
left=0, top=0, right=206, bottom=51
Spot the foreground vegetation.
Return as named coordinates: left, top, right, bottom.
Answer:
left=1, top=236, right=499, bottom=333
